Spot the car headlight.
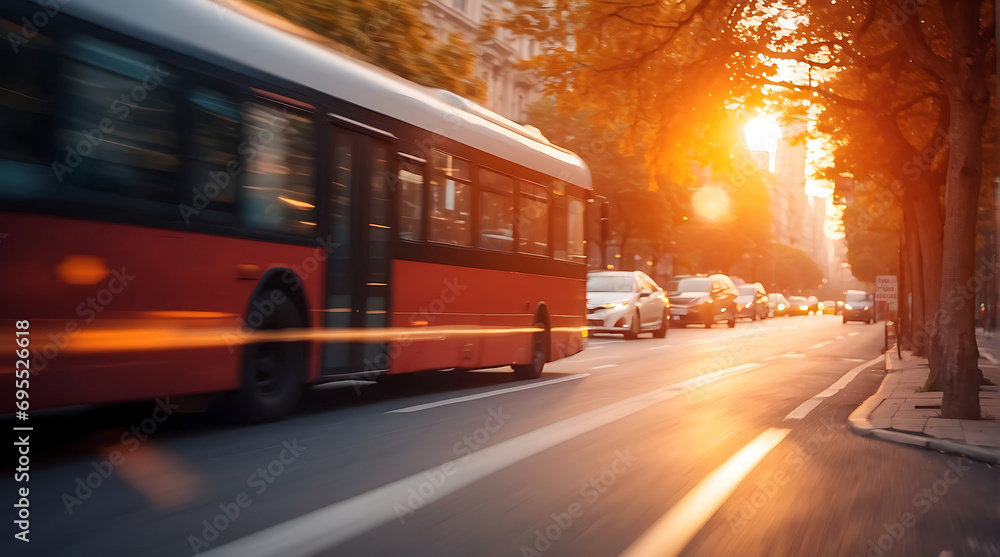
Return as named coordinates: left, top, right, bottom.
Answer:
left=777, top=304, right=786, bottom=310
left=844, top=303, right=853, bottom=310
left=600, top=302, right=629, bottom=309
left=863, top=306, right=870, bottom=311
left=799, top=305, right=809, bottom=311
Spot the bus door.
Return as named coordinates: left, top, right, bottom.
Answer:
left=323, top=123, right=393, bottom=377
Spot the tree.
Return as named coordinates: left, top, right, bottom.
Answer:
left=243, top=0, right=486, bottom=101
left=502, top=0, right=994, bottom=418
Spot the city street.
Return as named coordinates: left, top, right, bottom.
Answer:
left=5, top=314, right=999, bottom=557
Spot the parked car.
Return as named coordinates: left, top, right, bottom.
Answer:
left=768, top=293, right=790, bottom=317
left=807, top=296, right=820, bottom=314
left=787, top=296, right=811, bottom=316
left=843, top=290, right=875, bottom=324
left=586, top=271, right=670, bottom=339
left=666, top=274, right=739, bottom=328
left=822, top=300, right=837, bottom=315
left=736, top=283, right=769, bottom=321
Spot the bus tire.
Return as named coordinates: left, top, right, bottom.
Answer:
left=513, top=319, right=549, bottom=380
left=227, top=289, right=306, bottom=423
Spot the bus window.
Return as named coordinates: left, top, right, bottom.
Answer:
left=398, top=159, right=423, bottom=241
left=478, top=168, right=514, bottom=252
left=0, top=16, right=55, bottom=199
left=56, top=37, right=180, bottom=203
left=568, top=195, right=586, bottom=262
left=428, top=150, right=472, bottom=246
left=240, top=101, right=317, bottom=235
left=187, top=88, right=241, bottom=217
left=518, top=180, right=548, bottom=256
left=552, top=183, right=568, bottom=260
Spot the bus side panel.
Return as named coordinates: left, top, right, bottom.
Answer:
left=0, top=213, right=325, bottom=411
left=388, top=259, right=586, bottom=374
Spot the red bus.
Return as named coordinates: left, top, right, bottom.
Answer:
left=0, top=0, right=591, bottom=421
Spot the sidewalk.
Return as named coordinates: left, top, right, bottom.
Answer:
left=848, top=330, right=1000, bottom=465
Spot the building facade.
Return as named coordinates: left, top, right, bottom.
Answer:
left=423, top=0, right=542, bottom=121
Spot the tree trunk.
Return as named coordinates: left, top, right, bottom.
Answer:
left=937, top=77, right=989, bottom=419
left=912, top=186, right=943, bottom=362
left=898, top=210, right=911, bottom=351
left=902, top=200, right=926, bottom=354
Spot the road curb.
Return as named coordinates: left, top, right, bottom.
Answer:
left=847, top=352, right=1000, bottom=465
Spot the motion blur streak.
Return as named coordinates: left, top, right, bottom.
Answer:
left=0, top=321, right=564, bottom=354
left=618, top=428, right=791, bottom=557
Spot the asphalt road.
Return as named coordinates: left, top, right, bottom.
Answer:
left=4, top=314, right=999, bottom=557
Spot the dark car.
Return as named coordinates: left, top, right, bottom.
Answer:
left=787, top=296, right=811, bottom=316
left=666, top=274, right=739, bottom=328
left=843, top=290, right=874, bottom=324
left=735, top=282, right=769, bottom=321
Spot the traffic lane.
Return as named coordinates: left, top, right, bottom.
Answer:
left=8, top=321, right=881, bottom=557
left=682, top=365, right=1000, bottom=557
left=575, top=313, right=874, bottom=368
left=321, top=337, right=888, bottom=556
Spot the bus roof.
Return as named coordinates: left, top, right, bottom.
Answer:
left=56, top=0, right=592, bottom=189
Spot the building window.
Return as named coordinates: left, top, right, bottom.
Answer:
left=453, top=0, right=466, bottom=12
left=398, top=159, right=423, bottom=241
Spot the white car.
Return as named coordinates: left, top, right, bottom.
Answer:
left=586, top=271, right=670, bottom=339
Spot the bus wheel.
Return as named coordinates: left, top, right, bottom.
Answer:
left=228, top=290, right=305, bottom=423
left=513, top=321, right=549, bottom=380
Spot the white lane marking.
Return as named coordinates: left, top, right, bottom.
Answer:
left=848, top=332, right=860, bottom=337
left=649, top=344, right=673, bottom=350
left=617, top=428, right=790, bottom=557
left=843, top=358, right=865, bottom=362
left=809, top=341, right=833, bottom=350
left=783, top=355, right=884, bottom=421
left=202, top=364, right=764, bottom=557
left=782, top=353, right=806, bottom=358
left=387, top=373, right=590, bottom=414
left=592, top=364, right=619, bottom=370
left=784, top=398, right=824, bottom=421
left=981, top=350, right=998, bottom=363
left=587, top=345, right=607, bottom=350
left=836, top=335, right=845, bottom=340
left=762, top=355, right=778, bottom=362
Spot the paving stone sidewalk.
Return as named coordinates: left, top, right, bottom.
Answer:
left=848, top=330, right=1000, bottom=464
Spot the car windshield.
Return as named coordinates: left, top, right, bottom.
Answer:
left=737, top=285, right=756, bottom=296
left=666, top=277, right=711, bottom=293
left=788, top=296, right=807, bottom=305
left=587, top=275, right=634, bottom=293
left=845, top=291, right=873, bottom=303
